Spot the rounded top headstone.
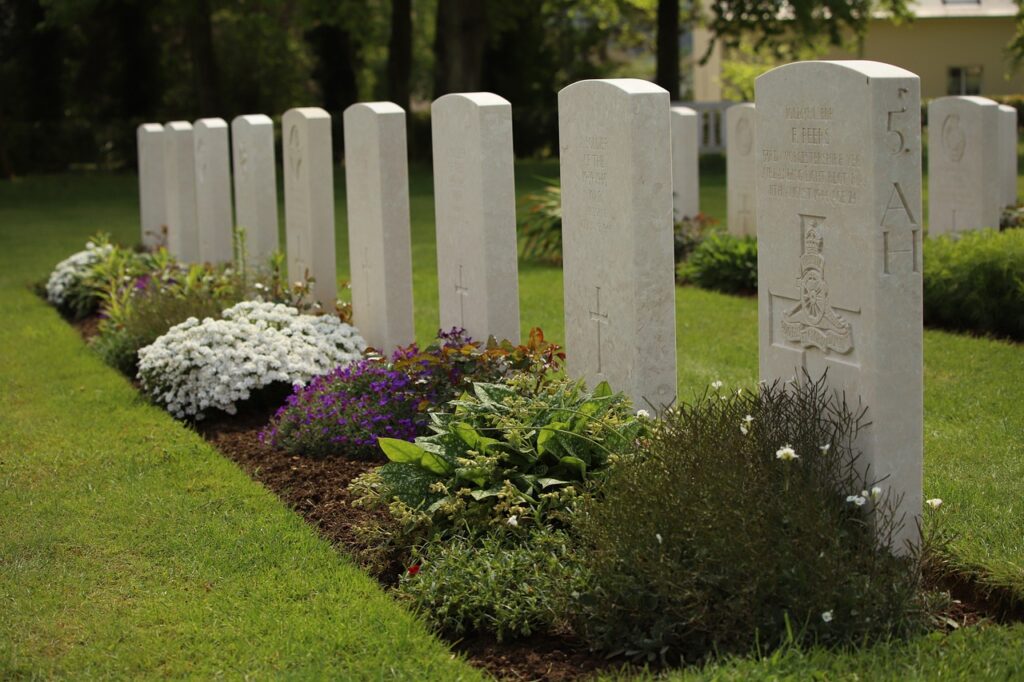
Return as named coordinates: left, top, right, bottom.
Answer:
left=346, top=101, right=405, bottom=116
left=670, top=106, right=697, bottom=117
left=757, top=59, right=917, bottom=87
left=558, top=78, right=667, bottom=98
left=166, top=121, right=193, bottom=131
left=233, top=114, right=273, bottom=126
left=432, top=92, right=510, bottom=112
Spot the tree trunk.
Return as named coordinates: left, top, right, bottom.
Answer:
left=187, top=0, right=222, bottom=116
left=656, top=0, right=680, bottom=100
left=433, top=0, right=487, bottom=96
left=306, top=24, right=360, bottom=114
left=387, top=0, right=412, bottom=110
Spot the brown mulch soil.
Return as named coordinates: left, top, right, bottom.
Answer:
left=195, top=406, right=616, bottom=682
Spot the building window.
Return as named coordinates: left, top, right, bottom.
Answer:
left=948, top=66, right=983, bottom=95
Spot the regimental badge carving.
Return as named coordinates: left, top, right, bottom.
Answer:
left=941, top=114, right=966, bottom=163
left=781, top=214, right=853, bottom=354
left=736, top=115, right=753, bottom=156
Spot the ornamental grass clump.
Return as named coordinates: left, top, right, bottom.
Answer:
left=263, top=327, right=566, bottom=460
left=137, top=301, right=366, bottom=419
left=571, top=375, right=925, bottom=664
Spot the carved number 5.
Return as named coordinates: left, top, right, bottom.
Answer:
left=887, top=87, right=910, bottom=154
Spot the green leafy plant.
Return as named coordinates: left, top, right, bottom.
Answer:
left=352, top=375, right=644, bottom=544
left=570, top=375, right=926, bottom=664
left=923, top=228, right=1024, bottom=340
left=518, top=180, right=563, bottom=265
left=678, top=232, right=758, bottom=294
left=674, top=212, right=720, bottom=263
left=397, top=528, right=588, bottom=642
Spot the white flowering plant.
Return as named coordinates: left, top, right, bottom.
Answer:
left=44, top=237, right=115, bottom=317
left=137, top=301, right=366, bottom=419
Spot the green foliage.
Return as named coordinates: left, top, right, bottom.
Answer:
left=678, top=233, right=758, bottom=295
left=354, top=375, right=643, bottom=542
left=674, top=213, right=719, bottom=263
left=923, top=229, right=1024, bottom=340
left=397, top=529, right=588, bottom=642
left=518, top=180, right=563, bottom=264
left=571, top=375, right=927, bottom=664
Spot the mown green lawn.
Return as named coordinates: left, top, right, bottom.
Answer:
left=1, top=162, right=1022, bottom=679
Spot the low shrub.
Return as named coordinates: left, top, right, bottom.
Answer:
left=923, top=229, right=1024, bottom=340
left=397, top=529, right=588, bottom=642
left=352, top=375, right=644, bottom=546
left=518, top=180, right=563, bottom=265
left=137, top=301, right=366, bottom=419
left=570, top=376, right=925, bottom=664
left=677, top=233, right=758, bottom=295
left=673, top=213, right=720, bottom=264
left=44, top=235, right=136, bottom=319
left=263, top=328, right=564, bottom=459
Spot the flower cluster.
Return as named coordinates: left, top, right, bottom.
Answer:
left=137, top=301, right=365, bottom=419
left=45, top=240, right=113, bottom=307
left=262, top=329, right=517, bottom=459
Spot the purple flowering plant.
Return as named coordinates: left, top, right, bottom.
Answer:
left=262, top=327, right=564, bottom=459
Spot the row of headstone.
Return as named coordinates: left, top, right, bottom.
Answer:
left=136, top=116, right=279, bottom=268
left=137, top=67, right=922, bottom=554
left=724, top=95, right=1019, bottom=238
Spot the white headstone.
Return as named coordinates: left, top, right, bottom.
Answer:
left=231, top=114, right=280, bottom=268
left=282, top=107, right=337, bottom=311
left=726, top=102, right=757, bottom=236
left=193, top=118, right=234, bottom=263
left=558, top=79, right=677, bottom=410
left=999, top=104, right=1018, bottom=208
left=164, top=121, right=200, bottom=262
left=431, top=92, right=521, bottom=343
left=927, top=96, right=1001, bottom=234
left=343, top=102, right=415, bottom=353
left=137, top=123, right=167, bottom=250
left=670, top=106, right=700, bottom=221
left=756, top=60, right=923, bottom=552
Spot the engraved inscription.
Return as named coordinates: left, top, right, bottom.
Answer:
left=886, top=87, right=910, bottom=154
left=780, top=214, right=854, bottom=354
left=881, top=183, right=921, bottom=275
left=761, top=104, right=863, bottom=206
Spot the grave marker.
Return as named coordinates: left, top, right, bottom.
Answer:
left=756, top=60, right=923, bottom=552
left=432, top=92, right=520, bottom=342
left=558, top=79, right=677, bottom=410
left=137, top=123, right=167, bottom=249
left=194, top=118, right=234, bottom=263
left=999, top=104, right=1018, bottom=208
left=726, top=102, right=757, bottom=236
left=164, top=121, right=200, bottom=262
left=927, top=96, right=1001, bottom=234
left=232, top=114, right=279, bottom=267
left=343, top=102, right=415, bottom=353
left=282, top=107, right=336, bottom=310
left=670, top=106, right=700, bottom=221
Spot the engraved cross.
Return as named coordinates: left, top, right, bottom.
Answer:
left=455, top=264, right=470, bottom=326
left=588, top=286, right=609, bottom=374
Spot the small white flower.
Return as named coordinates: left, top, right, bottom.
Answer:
left=655, top=533, right=663, bottom=545
left=821, top=610, right=834, bottom=623
left=776, top=445, right=798, bottom=461
left=740, top=424, right=749, bottom=435
left=254, top=282, right=265, bottom=290
left=294, top=280, right=304, bottom=287
left=852, top=495, right=867, bottom=507
left=507, top=515, right=519, bottom=527
left=926, top=498, right=943, bottom=509
left=819, top=443, right=831, bottom=453
left=871, top=486, right=883, bottom=501
left=742, top=415, right=754, bottom=424
left=711, top=380, right=723, bottom=390
left=415, top=378, right=429, bottom=385
left=636, top=409, right=650, bottom=419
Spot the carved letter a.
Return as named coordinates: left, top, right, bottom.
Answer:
left=881, top=182, right=918, bottom=227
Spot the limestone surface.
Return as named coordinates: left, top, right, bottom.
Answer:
left=928, top=96, right=1001, bottom=234
left=670, top=106, right=700, bottom=221
left=756, top=60, right=923, bottom=552
left=726, top=103, right=757, bottom=236
left=343, top=102, right=415, bottom=354
left=558, top=78, right=677, bottom=410
left=431, top=92, right=520, bottom=343
left=137, top=123, right=167, bottom=249
left=194, top=118, right=234, bottom=263
left=232, top=114, right=280, bottom=268
left=163, top=121, right=199, bottom=262
left=999, top=104, right=1018, bottom=208
left=282, top=107, right=337, bottom=310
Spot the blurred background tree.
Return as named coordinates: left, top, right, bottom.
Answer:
left=0, top=0, right=948, bottom=176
